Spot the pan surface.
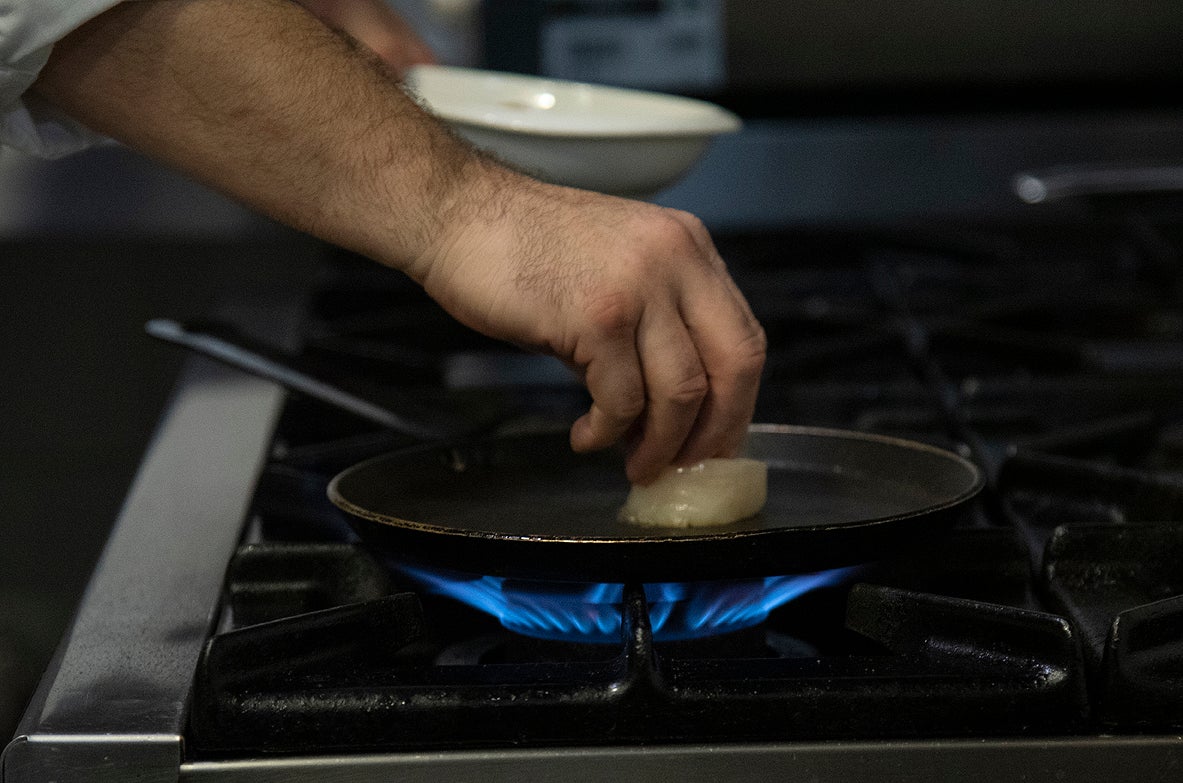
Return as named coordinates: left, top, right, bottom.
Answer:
left=328, top=424, right=984, bottom=582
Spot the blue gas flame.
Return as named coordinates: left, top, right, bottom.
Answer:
left=398, top=564, right=857, bottom=643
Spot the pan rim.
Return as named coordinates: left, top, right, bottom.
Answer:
left=326, top=423, right=985, bottom=544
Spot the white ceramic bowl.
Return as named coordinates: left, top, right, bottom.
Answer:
left=404, top=65, right=742, bottom=198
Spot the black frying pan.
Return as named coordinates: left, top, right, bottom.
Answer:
left=328, top=424, right=984, bottom=583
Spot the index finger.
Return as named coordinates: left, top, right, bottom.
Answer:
left=670, top=270, right=766, bottom=465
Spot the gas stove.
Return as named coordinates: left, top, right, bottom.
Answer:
left=7, top=208, right=1183, bottom=782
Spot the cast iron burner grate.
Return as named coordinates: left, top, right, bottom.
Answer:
left=190, top=539, right=1085, bottom=755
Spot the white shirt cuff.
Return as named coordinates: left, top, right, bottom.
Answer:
left=0, top=0, right=128, bottom=158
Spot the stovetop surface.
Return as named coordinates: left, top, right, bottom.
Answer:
left=9, top=212, right=1183, bottom=783
left=188, top=212, right=1183, bottom=758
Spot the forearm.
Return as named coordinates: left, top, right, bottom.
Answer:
left=32, top=0, right=477, bottom=273
left=31, top=0, right=765, bottom=483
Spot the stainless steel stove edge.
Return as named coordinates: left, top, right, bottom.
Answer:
left=4, top=734, right=181, bottom=783
left=176, top=737, right=1183, bottom=783
left=2, top=292, right=303, bottom=783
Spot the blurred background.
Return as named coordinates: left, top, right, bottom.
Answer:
left=3, top=0, right=1183, bottom=738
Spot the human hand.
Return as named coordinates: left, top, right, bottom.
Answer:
left=408, top=165, right=767, bottom=485
left=297, top=0, right=436, bottom=75
left=33, top=0, right=756, bottom=487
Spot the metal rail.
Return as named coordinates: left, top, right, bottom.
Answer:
left=2, top=291, right=303, bottom=783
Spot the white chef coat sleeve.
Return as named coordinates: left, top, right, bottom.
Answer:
left=0, top=0, right=130, bottom=158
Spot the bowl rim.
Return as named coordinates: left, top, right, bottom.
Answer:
left=404, top=64, right=743, bottom=140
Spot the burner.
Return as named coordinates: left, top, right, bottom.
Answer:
left=396, top=563, right=858, bottom=643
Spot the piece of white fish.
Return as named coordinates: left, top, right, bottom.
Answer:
left=619, top=458, right=768, bottom=528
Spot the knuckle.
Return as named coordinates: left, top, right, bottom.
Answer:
left=729, top=325, right=768, bottom=378
left=668, top=208, right=708, bottom=238
left=637, top=209, right=699, bottom=253
left=609, top=388, right=647, bottom=422
left=665, top=370, right=710, bottom=407
left=671, top=211, right=720, bottom=256
left=582, top=288, right=640, bottom=337
left=657, top=209, right=728, bottom=271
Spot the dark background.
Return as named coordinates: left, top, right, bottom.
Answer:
left=486, top=0, right=1183, bottom=112
left=0, top=147, right=319, bottom=735
left=724, top=2, right=1183, bottom=93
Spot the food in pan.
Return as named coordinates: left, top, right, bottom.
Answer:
left=619, top=458, right=768, bottom=528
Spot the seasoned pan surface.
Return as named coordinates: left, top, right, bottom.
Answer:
left=328, top=424, right=983, bottom=582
